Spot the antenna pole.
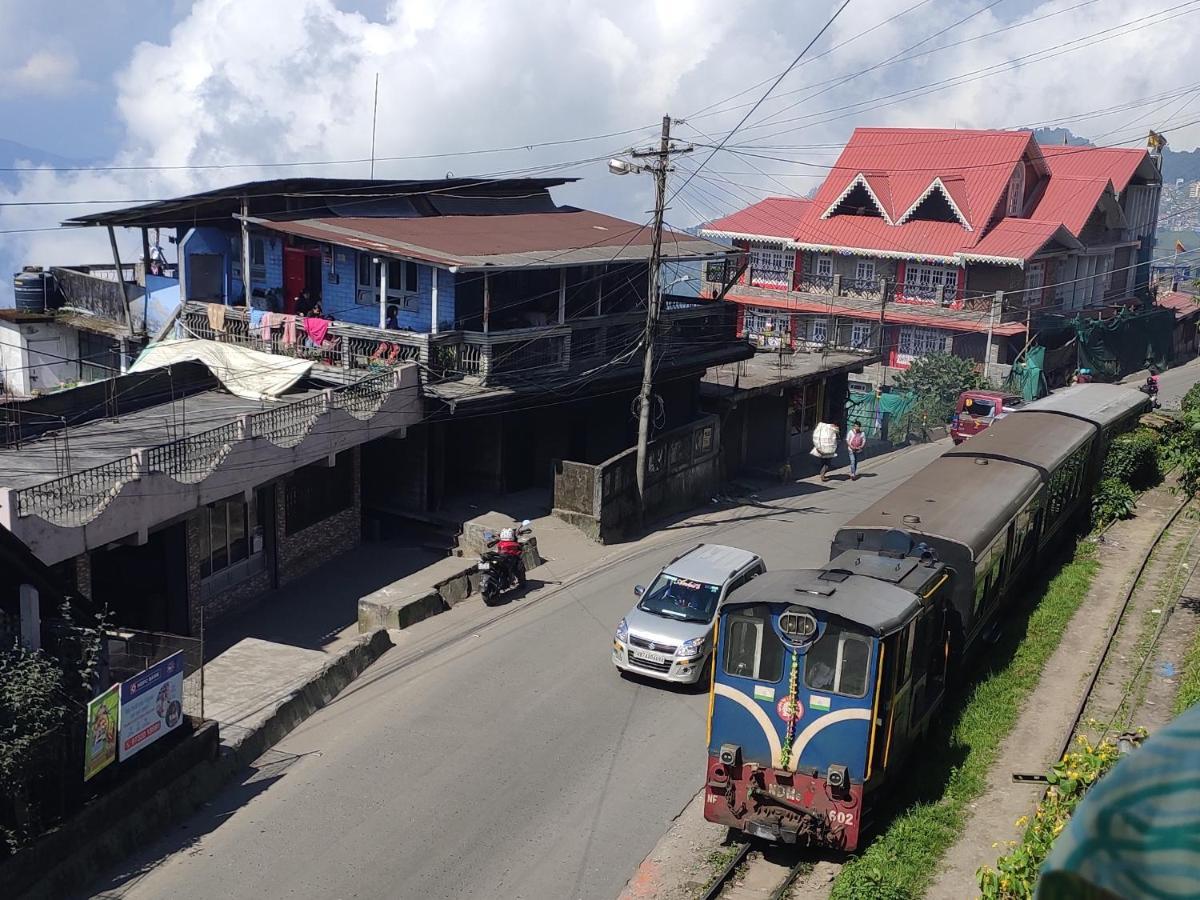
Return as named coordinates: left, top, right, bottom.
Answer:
left=370, top=73, right=380, bottom=179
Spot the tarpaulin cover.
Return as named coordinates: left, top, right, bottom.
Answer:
left=1073, top=307, right=1173, bottom=380
left=130, top=338, right=313, bottom=400
left=1004, top=345, right=1048, bottom=401
left=847, top=389, right=915, bottom=441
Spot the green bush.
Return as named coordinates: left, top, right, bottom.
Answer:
left=1091, top=478, right=1136, bottom=528
left=1102, top=428, right=1160, bottom=489
left=1182, top=381, right=1200, bottom=414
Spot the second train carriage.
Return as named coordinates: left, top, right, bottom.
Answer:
left=703, top=385, right=1149, bottom=848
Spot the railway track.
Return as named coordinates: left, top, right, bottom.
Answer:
left=700, top=841, right=817, bottom=900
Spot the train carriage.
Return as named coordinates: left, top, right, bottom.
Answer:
left=703, top=384, right=1149, bottom=849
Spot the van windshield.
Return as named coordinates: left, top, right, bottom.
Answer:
left=639, top=574, right=722, bottom=623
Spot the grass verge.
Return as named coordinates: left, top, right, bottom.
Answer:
left=829, top=540, right=1100, bottom=900
left=1175, top=620, right=1200, bottom=713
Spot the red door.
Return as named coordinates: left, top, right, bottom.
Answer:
left=283, top=248, right=306, bottom=314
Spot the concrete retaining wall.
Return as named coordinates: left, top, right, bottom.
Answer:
left=358, top=538, right=541, bottom=632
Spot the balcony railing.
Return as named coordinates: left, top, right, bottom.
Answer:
left=179, top=300, right=737, bottom=387
left=12, top=371, right=397, bottom=527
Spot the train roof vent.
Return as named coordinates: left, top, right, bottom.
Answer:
left=818, top=569, right=851, bottom=583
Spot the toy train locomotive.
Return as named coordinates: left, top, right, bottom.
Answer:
left=703, top=384, right=1149, bottom=849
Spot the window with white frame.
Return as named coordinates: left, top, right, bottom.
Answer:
left=854, top=260, right=876, bottom=285
left=1007, top=164, right=1026, bottom=216
left=809, top=318, right=828, bottom=345
left=1023, top=262, right=1044, bottom=305
left=850, top=322, right=874, bottom=349
left=749, top=247, right=793, bottom=284
left=357, top=256, right=420, bottom=309
left=904, top=264, right=958, bottom=294
left=816, top=256, right=834, bottom=279
left=897, top=325, right=944, bottom=360
left=743, top=309, right=791, bottom=348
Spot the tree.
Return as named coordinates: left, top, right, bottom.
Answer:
left=891, top=352, right=985, bottom=436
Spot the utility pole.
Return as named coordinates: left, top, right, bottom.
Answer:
left=621, top=115, right=692, bottom=518
left=983, top=290, right=1002, bottom=384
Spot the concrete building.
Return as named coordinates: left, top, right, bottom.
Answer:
left=0, top=353, right=421, bottom=635
left=61, top=178, right=751, bottom=524
left=699, top=128, right=1162, bottom=389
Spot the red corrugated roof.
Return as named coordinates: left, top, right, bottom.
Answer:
left=1157, top=290, right=1200, bottom=319
left=1028, top=176, right=1111, bottom=236
left=702, top=197, right=814, bottom=240
left=702, top=128, right=1156, bottom=266
left=727, top=291, right=1027, bottom=335
left=813, top=128, right=1036, bottom=232
left=967, top=219, right=1081, bottom=261
left=1040, top=145, right=1151, bottom=192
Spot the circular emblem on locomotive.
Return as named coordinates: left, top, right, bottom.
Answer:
left=776, top=696, right=803, bottom=722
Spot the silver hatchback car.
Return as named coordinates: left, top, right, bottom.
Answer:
left=613, top=544, right=766, bottom=684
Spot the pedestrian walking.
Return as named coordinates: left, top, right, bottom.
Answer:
left=847, top=423, right=866, bottom=480
left=811, top=421, right=839, bottom=482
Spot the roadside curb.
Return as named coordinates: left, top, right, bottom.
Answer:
left=22, top=630, right=394, bottom=900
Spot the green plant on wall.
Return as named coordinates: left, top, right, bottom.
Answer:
left=891, top=352, right=985, bottom=436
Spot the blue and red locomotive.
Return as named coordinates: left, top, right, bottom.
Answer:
left=703, top=384, right=1148, bottom=849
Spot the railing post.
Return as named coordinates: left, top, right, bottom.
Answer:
left=935, top=285, right=946, bottom=306
left=561, top=331, right=572, bottom=372
left=419, top=335, right=431, bottom=367
left=832, top=274, right=842, bottom=296
left=479, top=341, right=492, bottom=386
left=131, top=448, right=147, bottom=479
left=239, top=414, right=253, bottom=440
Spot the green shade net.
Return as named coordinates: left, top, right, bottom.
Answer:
left=847, top=389, right=915, bottom=442
left=1005, top=344, right=1048, bottom=401
left=1071, top=307, right=1173, bottom=380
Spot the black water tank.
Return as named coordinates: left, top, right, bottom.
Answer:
left=13, top=268, right=47, bottom=312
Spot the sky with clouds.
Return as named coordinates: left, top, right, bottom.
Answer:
left=1, top=0, right=1198, bottom=301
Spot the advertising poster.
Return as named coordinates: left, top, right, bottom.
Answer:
left=118, top=651, right=185, bottom=762
left=83, top=684, right=119, bottom=781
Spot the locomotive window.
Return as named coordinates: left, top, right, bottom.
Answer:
left=723, top=607, right=784, bottom=682
left=804, top=621, right=871, bottom=698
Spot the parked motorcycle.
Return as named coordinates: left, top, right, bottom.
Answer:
left=478, top=519, right=533, bottom=606
left=1140, top=377, right=1161, bottom=409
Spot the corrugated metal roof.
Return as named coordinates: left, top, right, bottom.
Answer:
left=966, top=219, right=1081, bottom=261
left=1156, top=290, right=1200, bottom=319
left=813, top=128, right=1036, bottom=232
left=712, top=128, right=1151, bottom=266
left=247, top=210, right=729, bottom=269
left=1039, top=146, right=1153, bottom=192
left=701, top=197, right=813, bottom=241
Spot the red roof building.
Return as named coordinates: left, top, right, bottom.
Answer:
left=700, top=128, right=1162, bottom=383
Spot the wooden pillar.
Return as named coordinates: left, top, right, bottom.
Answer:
left=106, top=225, right=134, bottom=333
left=141, top=227, right=151, bottom=284
left=377, top=257, right=388, bottom=329
left=483, top=270, right=491, bottom=334
left=240, top=195, right=251, bottom=306
left=431, top=267, right=440, bottom=334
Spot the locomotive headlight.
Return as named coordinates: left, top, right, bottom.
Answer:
left=827, top=763, right=849, bottom=791
left=676, top=636, right=706, bottom=658
left=615, top=618, right=629, bottom=642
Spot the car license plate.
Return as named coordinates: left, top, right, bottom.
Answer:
left=632, top=649, right=670, bottom=665
left=477, top=562, right=490, bottom=571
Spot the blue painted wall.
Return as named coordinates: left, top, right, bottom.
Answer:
left=181, top=227, right=232, bottom=302
left=321, top=251, right=455, bottom=331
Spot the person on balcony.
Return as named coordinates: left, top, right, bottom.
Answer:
left=385, top=305, right=400, bottom=330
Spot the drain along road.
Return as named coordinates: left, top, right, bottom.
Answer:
left=87, top=444, right=944, bottom=900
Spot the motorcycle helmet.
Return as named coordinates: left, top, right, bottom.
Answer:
left=500, top=527, right=516, bottom=542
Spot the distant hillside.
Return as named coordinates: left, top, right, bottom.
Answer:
left=0, top=138, right=84, bottom=188
left=1032, top=127, right=1092, bottom=147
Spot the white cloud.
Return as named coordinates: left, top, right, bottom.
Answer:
left=2, top=0, right=1198, bottom=295
left=0, top=49, right=84, bottom=97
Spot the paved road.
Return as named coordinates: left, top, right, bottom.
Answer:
left=1154, top=356, right=1200, bottom=409
left=86, top=444, right=945, bottom=900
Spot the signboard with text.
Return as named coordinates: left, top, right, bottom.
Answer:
left=83, top=684, right=119, bottom=781
left=118, top=651, right=185, bottom=761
